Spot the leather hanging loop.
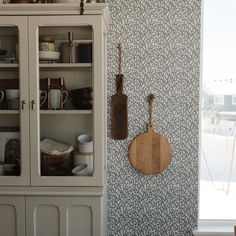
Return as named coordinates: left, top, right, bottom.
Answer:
left=117, top=43, right=122, bottom=75
left=147, top=93, right=155, bottom=130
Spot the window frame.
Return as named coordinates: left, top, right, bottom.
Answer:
left=197, top=0, right=236, bottom=234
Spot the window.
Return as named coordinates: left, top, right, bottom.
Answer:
left=200, top=0, right=236, bottom=221
left=214, top=95, right=224, bottom=105
left=232, top=95, right=236, bottom=105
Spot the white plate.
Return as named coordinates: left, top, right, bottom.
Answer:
left=39, top=51, right=60, bottom=61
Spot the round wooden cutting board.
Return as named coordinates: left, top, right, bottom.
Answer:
left=128, top=94, right=172, bottom=175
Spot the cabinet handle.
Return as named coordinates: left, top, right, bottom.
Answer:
left=31, top=100, right=36, bottom=110
left=21, top=100, right=26, bottom=110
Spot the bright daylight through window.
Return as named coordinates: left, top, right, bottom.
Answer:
left=200, top=0, right=236, bottom=219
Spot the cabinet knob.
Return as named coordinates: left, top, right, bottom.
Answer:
left=31, top=100, right=36, bottom=110
left=21, top=100, right=26, bottom=110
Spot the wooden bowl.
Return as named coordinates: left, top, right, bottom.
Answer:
left=41, top=152, right=70, bottom=168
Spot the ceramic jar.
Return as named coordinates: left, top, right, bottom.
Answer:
left=39, top=36, right=56, bottom=52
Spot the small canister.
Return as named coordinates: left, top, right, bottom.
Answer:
left=60, top=42, right=77, bottom=63
left=39, top=36, right=56, bottom=52
left=72, top=151, right=93, bottom=176
left=78, top=42, right=92, bottom=63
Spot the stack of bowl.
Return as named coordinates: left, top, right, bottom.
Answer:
left=70, top=87, right=92, bottom=110
left=71, top=134, right=93, bottom=176
left=77, top=134, right=93, bottom=153
left=39, top=36, right=60, bottom=62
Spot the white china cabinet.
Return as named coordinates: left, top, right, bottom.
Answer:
left=0, top=3, right=109, bottom=236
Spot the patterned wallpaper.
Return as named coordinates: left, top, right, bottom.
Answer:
left=106, top=0, right=201, bottom=235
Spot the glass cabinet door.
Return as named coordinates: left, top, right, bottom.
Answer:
left=29, top=15, right=106, bottom=186
left=0, top=17, right=30, bottom=186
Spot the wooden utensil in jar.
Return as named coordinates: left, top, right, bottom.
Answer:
left=68, top=32, right=73, bottom=63
left=129, top=93, right=172, bottom=175
left=111, top=43, right=128, bottom=140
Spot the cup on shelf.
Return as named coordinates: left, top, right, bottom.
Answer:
left=73, top=151, right=93, bottom=176
left=6, top=89, right=19, bottom=110
left=50, top=89, right=68, bottom=110
left=77, top=134, right=93, bottom=153
left=40, top=90, right=47, bottom=108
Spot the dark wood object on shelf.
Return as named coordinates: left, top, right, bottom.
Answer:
left=129, top=94, right=172, bottom=175
left=0, top=78, right=66, bottom=90
left=0, top=79, right=19, bottom=89
left=70, top=87, right=92, bottom=110
left=11, top=0, right=34, bottom=3
left=111, top=43, right=128, bottom=140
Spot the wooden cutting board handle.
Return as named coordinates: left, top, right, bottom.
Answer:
left=116, top=74, right=123, bottom=94
left=111, top=43, right=128, bottom=140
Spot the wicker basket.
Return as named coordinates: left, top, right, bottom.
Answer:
left=41, top=152, right=71, bottom=168
left=40, top=138, right=73, bottom=168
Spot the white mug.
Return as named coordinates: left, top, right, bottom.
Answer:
left=6, top=89, right=19, bottom=99
left=6, top=89, right=19, bottom=110
left=0, top=90, right=4, bottom=103
left=50, top=89, right=68, bottom=110
left=40, top=90, right=47, bottom=107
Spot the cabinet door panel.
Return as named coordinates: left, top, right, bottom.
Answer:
left=0, top=196, right=25, bottom=236
left=34, top=205, right=60, bottom=236
left=28, top=15, right=106, bottom=187
left=26, top=196, right=103, bottom=236
left=67, top=205, right=92, bottom=236
left=0, top=16, right=30, bottom=186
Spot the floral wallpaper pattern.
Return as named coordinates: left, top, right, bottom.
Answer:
left=106, top=0, right=201, bottom=235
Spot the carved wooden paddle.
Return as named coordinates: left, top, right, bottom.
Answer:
left=111, top=43, right=128, bottom=140
left=129, top=94, right=172, bottom=175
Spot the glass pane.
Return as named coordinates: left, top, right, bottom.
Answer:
left=0, top=26, right=21, bottom=176
left=200, top=0, right=236, bottom=219
left=38, top=26, right=94, bottom=177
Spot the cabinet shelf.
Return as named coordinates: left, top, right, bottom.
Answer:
left=0, top=110, right=92, bottom=115
left=39, top=63, right=92, bottom=69
left=0, top=110, right=19, bottom=114
left=0, top=64, right=19, bottom=70
left=40, top=110, right=92, bottom=115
